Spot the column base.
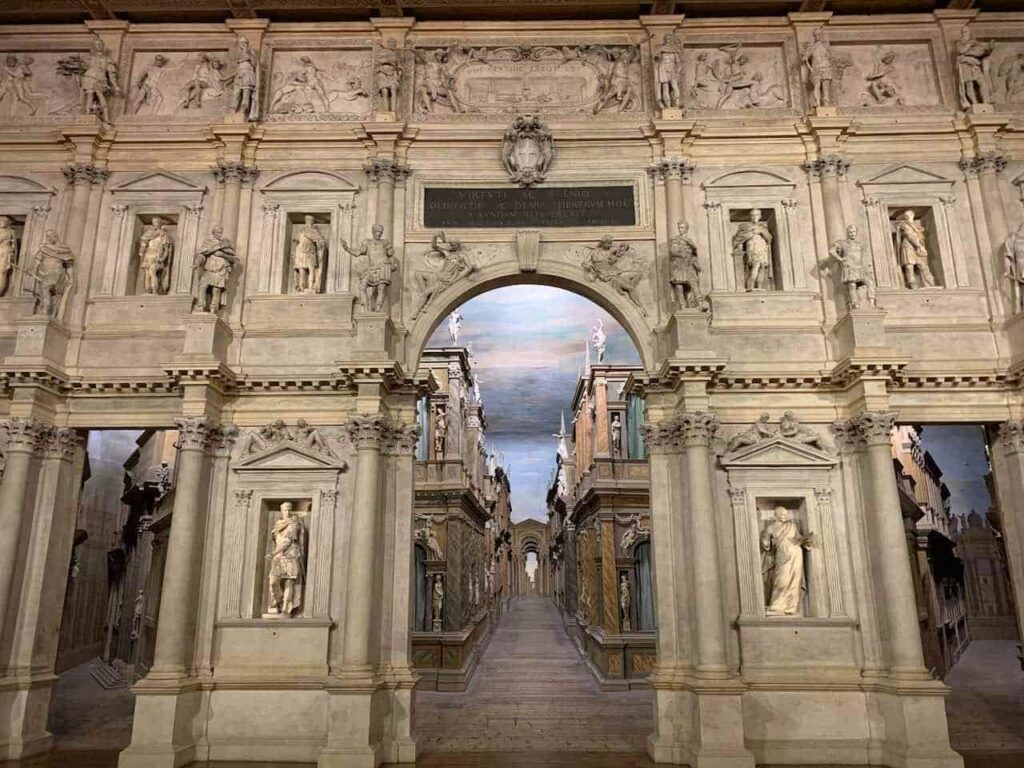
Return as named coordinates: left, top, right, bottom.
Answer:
left=866, top=682, right=964, bottom=768
left=0, top=674, right=57, bottom=761
left=118, top=680, right=203, bottom=768
left=318, top=674, right=417, bottom=768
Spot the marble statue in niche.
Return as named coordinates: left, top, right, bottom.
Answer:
left=29, top=230, right=74, bottom=319
left=1004, top=223, right=1024, bottom=314
left=860, top=49, right=903, bottom=106
left=344, top=223, right=398, bottom=312
left=956, top=27, right=995, bottom=110
left=501, top=114, right=555, bottom=187
left=231, top=38, right=259, bottom=120
left=591, top=46, right=640, bottom=114
left=653, top=34, right=683, bottom=111
left=190, top=225, right=236, bottom=314
left=131, top=54, right=169, bottom=114
left=414, top=47, right=460, bottom=113
left=433, top=403, right=448, bottom=457
left=761, top=506, right=814, bottom=616
left=802, top=27, right=838, bottom=109
left=827, top=224, right=876, bottom=309
left=179, top=53, right=226, bottom=110
left=80, top=39, right=121, bottom=123
left=266, top=502, right=306, bottom=618
left=374, top=40, right=402, bottom=114
left=447, top=308, right=462, bottom=344
left=0, top=216, right=16, bottom=297
left=620, top=573, right=632, bottom=632
left=412, top=231, right=476, bottom=318
left=669, top=221, right=706, bottom=310
left=892, top=210, right=936, bottom=289
left=0, top=54, right=41, bottom=116
left=591, top=319, right=607, bottom=363
left=137, top=216, right=174, bottom=295
left=580, top=236, right=649, bottom=316
left=269, top=53, right=368, bottom=116
left=431, top=574, right=444, bottom=631
left=611, top=413, right=622, bottom=456
left=733, top=209, right=774, bottom=291
left=291, top=215, right=326, bottom=294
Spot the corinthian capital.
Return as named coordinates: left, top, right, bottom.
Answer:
left=173, top=417, right=215, bottom=450
left=836, top=411, right=898, bottom=448
left=214, top=160, right=258, bottom=184
left=42, top=427, right=81, bottom=460
left=649, top=157, right=695, bottom=183
left=346, top=414, right=389, bottom=449
left=803, top=154, right=850, bottom=178
left=642, top=420, right=679, bottom=454
left=677, top=412, right=719, bottom=446
left=384, top=422, right=421, bottom=456
left=62, top=162, right=109, bottom=187
left=997, top=420, right=1024, bottom=453
left=1, top=417, right=47, bottom=452
left=960, top=152, right=1007, bottom=177
left=364, top=158, right=411, bottom=184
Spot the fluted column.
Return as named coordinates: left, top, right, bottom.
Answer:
left=61, top=163, right=108, bottom=254
left=150, top=418, right=221, bottom=677
left=841, top=411, right=927, bottom=676
left=215, top=161, right=258, bottom=242
left=650, top=158, right=693, bottom=234
left=679, top=412, right=729, bottom=676
left=0, top=419, right=44, bottom=643
left=804, top=154, right=849, bottom=245
left=364, top=159, right=410, bottom=242
left=341, top=415, right=387, bottom=672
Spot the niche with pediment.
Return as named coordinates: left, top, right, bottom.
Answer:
left=702, top=169, right=809, bottom=293
left=252, top=170, right=361, bottom=296
left=719, top=420, right=847, bottom=621
left=856, top=163, right=968, bottom=291
left=100, top=171, right=208, bottom=297
left=220, top=425, right=348, bottom=622
left=0, top=174, right=57, bottom=302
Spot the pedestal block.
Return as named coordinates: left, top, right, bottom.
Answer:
left=665, top=309, right=714, bottom=357
left=3, top=316, right=70, bottom=371
left=829, top=308, right=890, bottom=360
left=353, top=310, right=395, bottom=358
left=181, top=313, right=233, bottom=360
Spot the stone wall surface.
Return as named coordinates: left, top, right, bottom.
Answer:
left=0, top=8, right=1023, bottom=768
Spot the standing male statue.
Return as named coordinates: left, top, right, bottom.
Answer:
left=619, top=573, right=632, bottom=632
left=669, top=221, right=704, bottom=309
left=653, top=34, right=683, bottom=111
left=827, top=225, right=875, bottom=310
left=956, top=26, right=995, bottom=110
left=431, top=574, right=444, bottom=632
left=343, top=223, right=398, bottom=312
left=191, top=225, right=237, bottom=313
left=292, top=215, right=326, bottom=294
left=231, top=37, right=259, bottom=120
left=267, top=502, right=305, bottom=617
left=893, top=210, right=935, bottom=289
left=137, top=216, right=174, bottom=295
left=0, top=216, right=16, bottom=297
left=80, top=38, right=121, bottom=123
left=1004, top=223, right=1024, bottom=314
left=761, top=506, right=814, bottom=616
left=802, top=27, right=837, bottom=108
left=733, top=209, right=774, bottom=291
left=29, top=230, right=74, bottom=319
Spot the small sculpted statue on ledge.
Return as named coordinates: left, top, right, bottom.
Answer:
left=190, top=225, right=236, bottom=314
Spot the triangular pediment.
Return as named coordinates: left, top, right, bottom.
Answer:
left=719, top=436, right=836, bottom=469
left=261, top=170, right=360, bottom=193
left=859, top=163, right=953, bottom=187
left=111, top=171, right=207, bottom=194
left=233, top=441, right=347, bottom=471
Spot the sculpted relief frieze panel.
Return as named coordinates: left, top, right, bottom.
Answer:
left=682, top=41, right=794, bottom=112
left=126, top=49, right=233, bottom=118
left=0, top=50, right=91, bottom=121
left=263, top=42, right=372, bottom=121
left=832, top=42, right=941, bottom=110
left=410, top=41, right=643, bottom=119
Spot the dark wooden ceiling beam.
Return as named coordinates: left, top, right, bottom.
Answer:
left=78, top=0, right=117, bottom=20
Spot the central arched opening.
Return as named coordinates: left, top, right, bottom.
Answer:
left=409, top=282, right=655, bottom=757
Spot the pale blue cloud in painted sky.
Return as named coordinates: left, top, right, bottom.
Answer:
left=427, top=285, right=640, bottom=522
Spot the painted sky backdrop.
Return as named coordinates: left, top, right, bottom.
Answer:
left=427, top=285, right=641, bottom=522
left=918, top=425, right=993, bottom=520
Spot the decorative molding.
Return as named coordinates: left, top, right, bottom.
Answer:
left=173, top=417, right=214, bottom=450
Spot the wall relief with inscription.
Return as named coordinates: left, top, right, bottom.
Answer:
left=410, top=42, right=643, bottom=118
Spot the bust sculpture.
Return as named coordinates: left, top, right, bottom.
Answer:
left=267, top=502, right=306, bottom=617
left=0, top=216, right=16, bottom=297
left=292, top=215, right=326, bottom=294
left=893, top=210, right=935, bottom=289
left=30, top=229, right=74, bottom=319
left=733, top=209, right=774, bottom=291
left=828, top=225, right=875, bottom=309
left=344, top=223, right=397, bottom=312
left=1004, top=223, right=1024, bottom=314
left=761, top=506, right=814, bottom=616
left=956, top=26, right=995, bottom=110
left=137, top=216, right=174, bottom=295
left=190, top=225, right=236, bottom=313
left=669, top=221, right=704, bottom=309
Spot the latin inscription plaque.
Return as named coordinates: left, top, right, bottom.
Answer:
left=423, top=186, right=636, bottom=228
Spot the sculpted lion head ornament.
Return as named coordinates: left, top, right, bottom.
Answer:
left=500, top=114, right=555, bottom=187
